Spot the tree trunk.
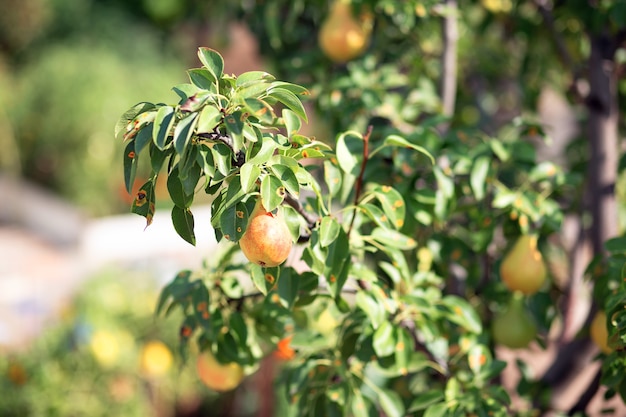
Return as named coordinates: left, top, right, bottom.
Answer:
left=586, top=34, right=619, bottom=256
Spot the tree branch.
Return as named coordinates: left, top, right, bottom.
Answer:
left=439, top=0, right=458, bottom=133
left=567, top=368, right=602, bottom=416
left=283, top=192, right=320, bottom=243
left=534, top=0, right=585, bottom=101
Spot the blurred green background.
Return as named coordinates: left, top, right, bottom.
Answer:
left=0, top=0, right=240, bottom=216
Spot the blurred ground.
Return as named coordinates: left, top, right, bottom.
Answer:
left=0, top=174, right=217, bottom=350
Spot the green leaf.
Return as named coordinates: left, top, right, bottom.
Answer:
left=180, top=159, right=202, bottom=195
left=269, top=164, right=300, bottom=197
left=261, top=174, right=285, bottom=213
left=172, top=83, right=200, bottom=103
left=240, top=162, right=261, bottom=193
left=188, top=68, right=217, bottom=91
left=266, top=87, right=308, bottom=123
left=134, top=123, right=153, bottom=155
left=350, top=393, right=371, bottom=417
left=220, top=201, right=248, bottom=242
left=378, top=388, right=405, bottom=417
left=319, top=216, right=341, bottom=248
left=250, top=264, right=276, bottom=295
left=244, top=97, right=275, bottom=124
left=167, top=166, right=194, bottom=208
left=268, top=81, right=309, bottom=96
left=373, top=321, right=395, bottom=357
left=211, top=143, right=232, bottom=176
left=423, top=402, right=448, bottom=417
left=131, top=178, right=156, bottom=228
left=441, top=296, right=482, bottom=333
left=325, top=228, right=351, bottom=298
left=355, top=291, right=386, bottom=329
left=324, top=160, right=343, bottom=197
left=236, top=70, right=275, bottom=87
left=336, top=131, right=363, bottom=175
left=470, top=156, right=490, bottom=200
left=278, top=267, right=299, bottom=308
left=492, top=188, right=517, bottom=209
left=382, top=134, right=435, bottom=164
left=224, top=111, right=245, bottom=153
left=123, top=141, right=137, bottom=194
left=174, top=113, right=199, bottom=156
left=372, top=185, right=406, bottom=229
left=155, top=269, right=192, bottom=316
left=408, top=391, right=445, bottom=412
left=196, top=145, right=215, bottom=179
left=152, top=106, right=175, bottom=150
left=191, top=282, right=211, bottom=330
left=115, top=101, right=155, bottom=140
left=197, top=47, right=224, bottom=82
left=171, top=205, right=196, bottom=245
left=283, top=109, right=301, bottom=138
left=150, top=143, right=170, bottom=174
left=247, top=135, right=278, bottom=165
left=433, top=166, right=454, bottom=199
left=359, top=203, right=392, bottom=228
left=196, top=105, right=222, bottom=134
left=370, top=228, right=417, bottom=250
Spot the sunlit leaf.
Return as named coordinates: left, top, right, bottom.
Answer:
left=261, top=174, right=285, bottom=212
left=266, top=87, right=308, bottom=122
left=196, top=105, right=222, bottom=134
left=240, top=162, right=261, bottom=193
left=381, top=134, right=435, bottom=164
left=197, top=47, right=224, bottom=83
left=470, top=156, right=490, bottom=200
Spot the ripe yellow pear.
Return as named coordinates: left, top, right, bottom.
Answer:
left=196, top=351, right=244, bottom=392
left=492, top=294, right=537, bottom=349
left=590, top=311, right=612, bottom=354
left=239, top=199, right=292, bottom=267
left=318, top=0, right=371, bottom=63
left=500, top=234, right=547, bottom=295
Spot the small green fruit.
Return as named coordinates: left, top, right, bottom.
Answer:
left=492, top=294, right=537, bottom=349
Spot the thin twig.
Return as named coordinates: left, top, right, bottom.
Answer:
left=347, top=125, right=373, bottom=238
left=196, top=131, right=245, bottom=167
left=283, top=192, right=320, bottom=243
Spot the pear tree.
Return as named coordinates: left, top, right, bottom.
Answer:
left=117, top=0, right=626, bottom=415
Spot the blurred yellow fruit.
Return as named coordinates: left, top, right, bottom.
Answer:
left=89, top=329, right=134, bottom=368
left=500, top=234, right=547, bottom=295
left=140, top=340, right=173, bottom=377
left=318, top=0, right=371, bottom=63
left=590, top=311, right=612, bottom=354
left=196, top=351, right=244, bottom=392
left=481, top=0, right=512, bottom=13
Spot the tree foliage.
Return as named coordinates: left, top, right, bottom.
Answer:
left=116, top=1, right=626, bottom=416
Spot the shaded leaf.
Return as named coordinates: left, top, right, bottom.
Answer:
left=172, top=205, right=196, bottom=245
left=123, top=141, right=137, bottom=194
